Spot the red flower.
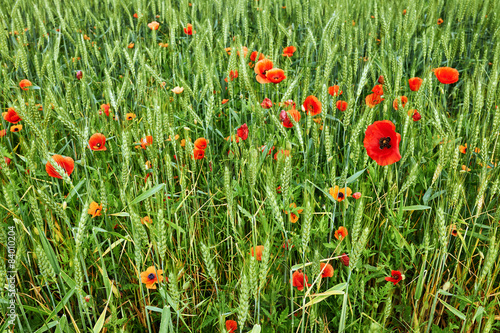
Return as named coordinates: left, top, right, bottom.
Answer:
left=303, top=95, right=321, bottom=116
left=372, top=84, right=384, bottom=95
left=266, top=68, right=286, bottom=83
left=334, top=226, right=348, bottom=240
left=19, top=79, right=32, bottom=91
left=46, top=155, right=75, bottom=179
left=194, top=137, right=208, bottom=150
left=183, top=23, right=195, bottom=35
left=340, top=253, right=349, bottom=267
left=222, top=99, right=229, bottom=104
left=88, top=133, right=107, bottom=151
left=392, top=96, right=408, bottom=110
left=328, top=85, right=342, bottom=97
left=76, top=70, right=83, bottom=80
left=193, top=148, right=205, bottom=159
left=336, top=100, right=348, bottom=112
left=365, top=93, right=384, bottom=108
left=352, top=192, right=361, bottom=199
left=226, top=320, right=237, bottom=333
left=378, top=75, right=385, bottom=84
left=225, top=70, right=238, bottom=82
left=133, top=13, right=138, bottom=18
left=363, top=120, right=402, bottom=166
left=237, top=123, right=249, bottom=141
left=261, top=145, right=275, bottom=155
left=139, top=136, right=153, bottom=149
left=0, top=129, right=6, bottom=137
left=281, top=108, right=301, bottom=128
left=385, top=270, right=403, bottom=285
left=100, top=104, right=110, bottom=116
left=433, top=67, right=459, bottom=84
left=408, top=77, right=423, bottom=91
left=261, top=97, right=273, bottom=109
left=250, top=245, right=264, bottom=261
left=254, top=59, right=273, bottom=83
left=412, top=111, right=421, bottom=121
left=320, top=263, right=334, bottom=278
left=282, top=46, right=297, bottom=57
left=3, top=107, right=21, bottom=124
left=292, top=270, right=311, bottom=291
left=250, top=51, right=265, bottom=62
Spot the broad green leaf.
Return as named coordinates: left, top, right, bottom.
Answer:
left=129, top=183, right=165, bottom=205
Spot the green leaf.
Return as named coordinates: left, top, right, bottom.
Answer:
left=402, top=205, right=431, bottom=211
left=159, top=306, right=173, bottom=333
left=346, top=169, right=365, bottom=184
left=129, top=183, right=165, bottom=205
left=248, top=324, right=262, bottom=333
left=438, top=298, right=466, bottom=321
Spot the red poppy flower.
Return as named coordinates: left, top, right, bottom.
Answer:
left=365, top=93, right=384, bottom=108
left=250, top=51, right=265, bottom=62
left=225, top=70, right=238, bottom=82
left=46, top=155, right=75, bottom=179
left=392, top=96, right=408, bottom=110
left=328, top=85, right=342, bottom=97
left=372, top=84, right=384, bottom=95
left=412, top=111, right=421, bottom=121
left=194, top=138, right=207, bottom=150
left=183, top=23, right=195, bottom=35
left=336, top=100, right=348, bottom=111
left=433, top=67, right=459, bottom=84
left=320, top=263, right=334, bottom=278
left=133, top=13, right=138, bottom=18
left=266, top=68, right=286, bottom=83
left=340, top=253, right=349, bottom=267
left=385, top=270, right=403, bottom=285
left=222, top=99, right=229, bottom=104
left=250, top=245, right=264, bottom=261
left=378, top=75, right=385, bottom=84
left=281, top=108, right=301, bottom=128
left=273, top=149, right=290, bottom=160
left=88, top=133, right=107, bottom=151
left=3, top=107, right=21, bottom=124
left=193, top=148, right=205, bottom=159
left=334, top=226, right=348, bottom=240
left=254, top=59, right=273, bottom=83
left=100, top=104, right=110, bottom=116
left=226, top=320, right=237, bottom=333
left=139, top=136, right=153, bottom=149
left=236, top=123, right=249, bottom=141
left=76, top=70, right=83, bottom=80
left=408, top=77, right=423, bottom=91
left=292, top=270, right=311, bottom=291
left=282, top=46, right=297, bottom=57
left=363, top=120, right=402, bottom=166
left=303, top=95, right=321, bottom=116
left=19, top=79, right=32, bottom=90
left=261, top=145, right=275, bottom=155
left=261, top=97, right=273, bottom=109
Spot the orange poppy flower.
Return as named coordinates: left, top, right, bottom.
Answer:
left=226, top=320, right=237, bottom=333
left=266, top=68, right=286, bottom=83
left=363, top=120, right=401, bottom=166
left=273, top=149, right=290, bottom=160
left=225, top=47, right=232, bottom=55
left=292, top=270, right=311, bottom=291
left=393, top=96, right=408, bottom=110
left=372, top=84, right=384, bottom=95
left=19, top=79, right=32, bottom=90
left=128, top=42, right=134, bottom=48
left=285, top=203, right=303, bottom=223
left=10, top=125, right=22, bottom=132
left=409, top=77, right=423, bottom=91
left=433, top=67, right=459, bottom=84
left=133, top=13, right=138, bottom=18
left=254, top=59, right=273, bottom=83
left=88, top=202, right=103, bottom=218
left=328, top=85, right=342, bottom=97
left=0, top=129, right=6, bottom=137
left=250, top=51, right=265, bottom=62
left=403, top=9, right=407, bottom=15
left=336, top=100, right=348, bottom=111
left=459, top=144, right=467, bottom=154
left=139, top=136, right=153, bottom=149
left=148, top=21, right=160, bottom=30
left=281, top=107, right=301, bottom=128
left=365, top=93, right=384, bottom=108
left=193, top=148, right=205, bottom=159
left=140, top=266, right=164, bottom=289
left=334, top=226, right=348, bottom=240
left=141, top=216, right=153, bottom=224
left=250, top=245, right=264, bottom=261
left=194, top=138, right=207, bottom=150
left=224, top=70, right=239, bottom=83
left=303, top=95, right=322, bottom=116
left=3, top=107, right=21, bottom=124
left=88, top=133, right=107, bottom=151
left=158, top=42, right=169, bottom=47
left=437, top=18, right=443, bottom=25
left=236, top=46, right=248, bottom=57
left=461, top=165, right=471, bottom=172
left=320, top=263, right=334, bottom=278
left=282, top=46, right=297, bottom=57
left=183, top=23, right=195, bottom=35
left=222, top=99, right=229, bottom=104
left=126, top=113, right=136, bottom=120
left=329, top=186, right=352, bottom=202
left=46, top=155, right=75, bottom=179
left=100, top=104, right=110, bottom=116
left=172, top=86, right=184, bottom=94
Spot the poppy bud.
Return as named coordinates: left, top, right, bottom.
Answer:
left=378, top=75, right=384, bottom=84
left=352, top=192, right=361, bottom=199
left=76, top=70, right=83, bottom=80
left=340, top=253, right=349, bottom=266
left=412, top=112, right=421, bottom=121
left=84, top=295, right=91, bottom=302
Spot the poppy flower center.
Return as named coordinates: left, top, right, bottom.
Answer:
left=337, top=192, right=344, bottom=199
left=379, top=137, right=392, bottom=149
left=148, top=273, right=156, bottom=280
left=96, top=143, right=101, bottom=147
left=392, top=273, right=399, bottom=279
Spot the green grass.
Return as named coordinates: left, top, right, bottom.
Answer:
left=0, top=0, right=499, bottom=332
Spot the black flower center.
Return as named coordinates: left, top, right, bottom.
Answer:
left=148, top=273, right=155, bottom=280
left=379, top=137, right=392, bottom=149
left=392, top=273, right=399, bottom=279
left=337, top=192, right=344, bottom=199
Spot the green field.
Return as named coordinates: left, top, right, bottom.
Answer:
left=1, top=0, right=500, bottom=332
